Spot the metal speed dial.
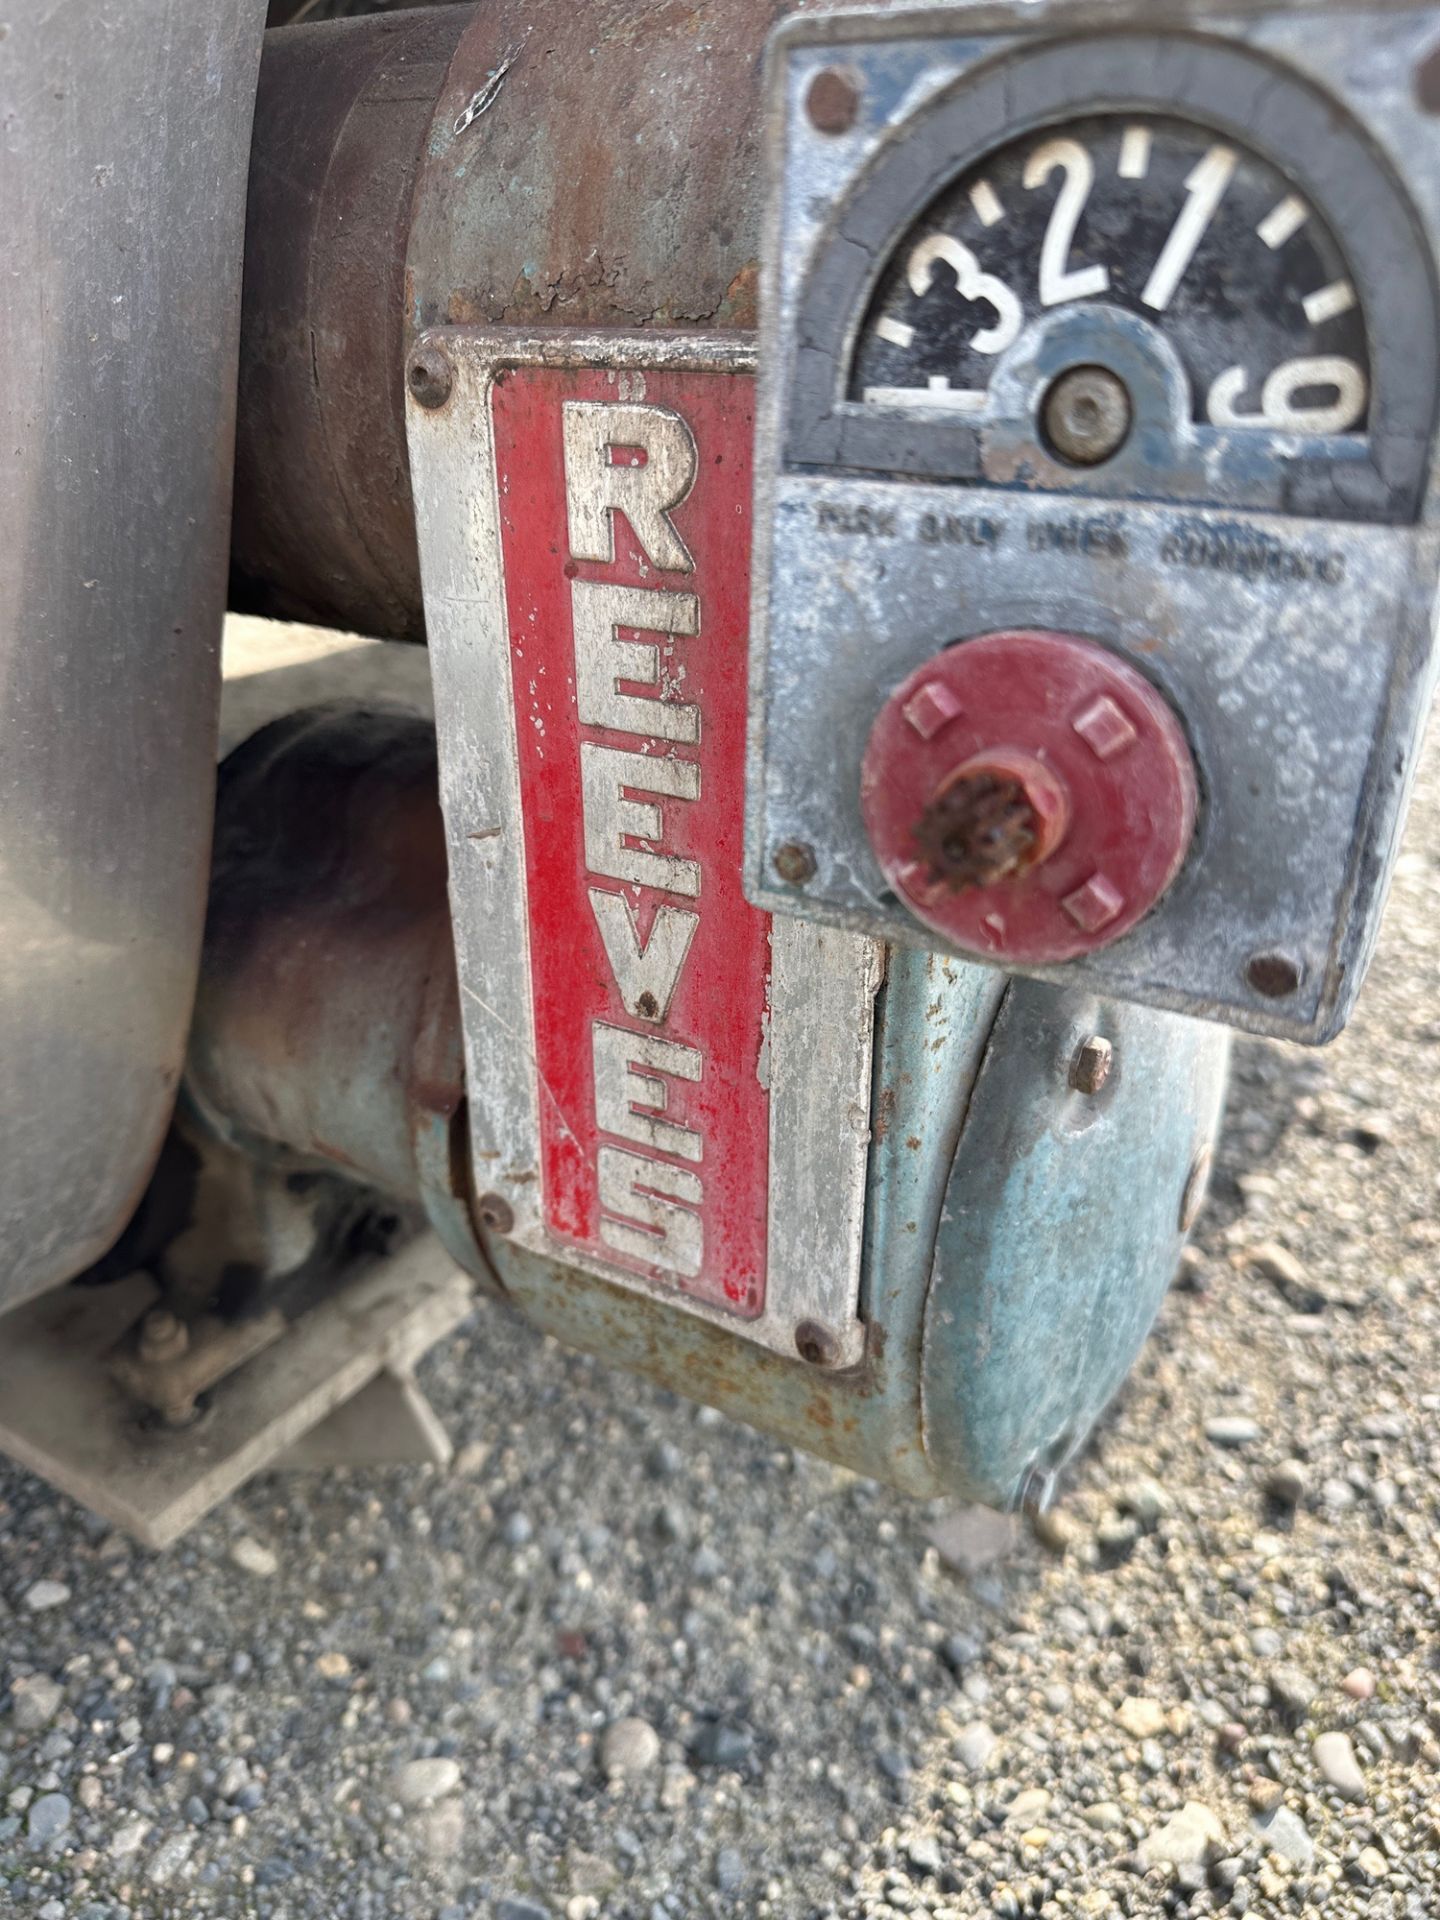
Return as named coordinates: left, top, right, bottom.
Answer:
left=852, top=113, right=1370, bottom=445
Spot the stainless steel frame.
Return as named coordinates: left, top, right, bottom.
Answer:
left=0, top=0, right=269, bottom=1306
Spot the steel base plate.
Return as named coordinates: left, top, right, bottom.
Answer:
left=0, top=1239, right=472, bottom=1548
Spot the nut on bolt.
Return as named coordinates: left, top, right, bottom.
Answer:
left=138, top=1306, right=189, bottom=1365
left=407, top=342, right=454, bottom=411
left=1068, top=1035, right=1113, bottom=1096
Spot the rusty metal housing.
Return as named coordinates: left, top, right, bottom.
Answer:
left=232, top=0, right=830, bottom=637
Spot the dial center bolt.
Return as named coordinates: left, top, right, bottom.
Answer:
left=1042, top=365, right=1133, bottom=466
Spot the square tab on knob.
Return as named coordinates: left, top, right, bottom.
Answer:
left=1061, top=873, right=1124, bottom=932
left=902, top=680, right=963, bottom=741
left=1073, top=695, right=1138, bottom=762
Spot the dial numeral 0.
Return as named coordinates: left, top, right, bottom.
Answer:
left=1207, top=356, right=1368, bottom=434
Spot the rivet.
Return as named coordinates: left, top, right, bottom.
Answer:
left=407, top=343, right=454, bottom=410
left=773, top=841, right=817, bottom=886
left=794, top=1319, right=843, bottom=1367
left=805, top=67, right=860, bottom=134
left=1245, top=952, right=1302, bottom=999
left=475, top=1191, right=515, bottom=1235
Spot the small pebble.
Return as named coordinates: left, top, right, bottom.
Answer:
left=1354, top=1844, right=1389, bottom=1883
left=601, top=1717, right=661, bottom=1781
left=1137, top=1801, right=1224, bottom=1869
left=713, top=1846, right=746, bottom=1894
left=22, top=1581, right=71, bottom=1613
left=1116, top=1696, right=1166, bottom=1739
left=10, top=1675, right=65, bottom=1732
left=953, top=1722, right=996, bottom=1772
left=1269, top=1664, right=1319, bottom=1719
left=1263, top=1459, right=1309, bottom=1507
left=690, top=1721, right=752, bottom=1768
left=229, top=1536, right=279, bottom=1578
left=389, top=1758, right=462, bottom=1808
left=1253, top=1804, right=1315, bottom=1870
left=1313, top=1729, right=1366, bottom=1801
left=26, top=1793, right=71, bottom=1846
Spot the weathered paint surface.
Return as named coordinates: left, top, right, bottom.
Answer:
left=921, top=978, right=1230, bottom=1506
left=491, top=366, right=772, bottom=1315
left=409, top=333, right=878, bottom=1366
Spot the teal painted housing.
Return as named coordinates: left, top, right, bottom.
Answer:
left=919, top=974, right=1228, bottom=1506
left=467, top=947, right=1229, bottom=1508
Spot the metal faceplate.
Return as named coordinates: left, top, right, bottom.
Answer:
left=748, top=1, right=1440, bottom=1041
left=408, top=332, right=880, bottom=1366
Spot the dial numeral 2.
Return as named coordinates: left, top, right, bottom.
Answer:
left=1023, top=138, right=1110, bottom=307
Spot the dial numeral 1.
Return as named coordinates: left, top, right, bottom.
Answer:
left=1141, top=144, right=1237, bottom=312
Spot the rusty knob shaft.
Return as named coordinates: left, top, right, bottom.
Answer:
left=914, top=771, right=1038, bottom=890
left=912, top=748, right=1071, bottom=895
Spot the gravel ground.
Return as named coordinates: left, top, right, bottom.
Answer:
left=1, top=625, right=1438, bottom=1920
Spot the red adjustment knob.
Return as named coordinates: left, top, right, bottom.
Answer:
left=860, top=630, right=1198, bottom=965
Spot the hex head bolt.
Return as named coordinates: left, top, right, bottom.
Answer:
left=138, top=1306, right=189, bottom=1366
left=1069, top=1035, right=1113, bottom=1096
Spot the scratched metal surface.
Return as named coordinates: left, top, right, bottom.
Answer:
left=747, top=2, right=1440, bottom=1043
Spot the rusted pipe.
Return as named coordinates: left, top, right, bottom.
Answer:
left=186, top=704, right=465, bottom=1208
left=231, top=10, right=472, bottom=640
left=231, top=0, right=841, bottom=638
